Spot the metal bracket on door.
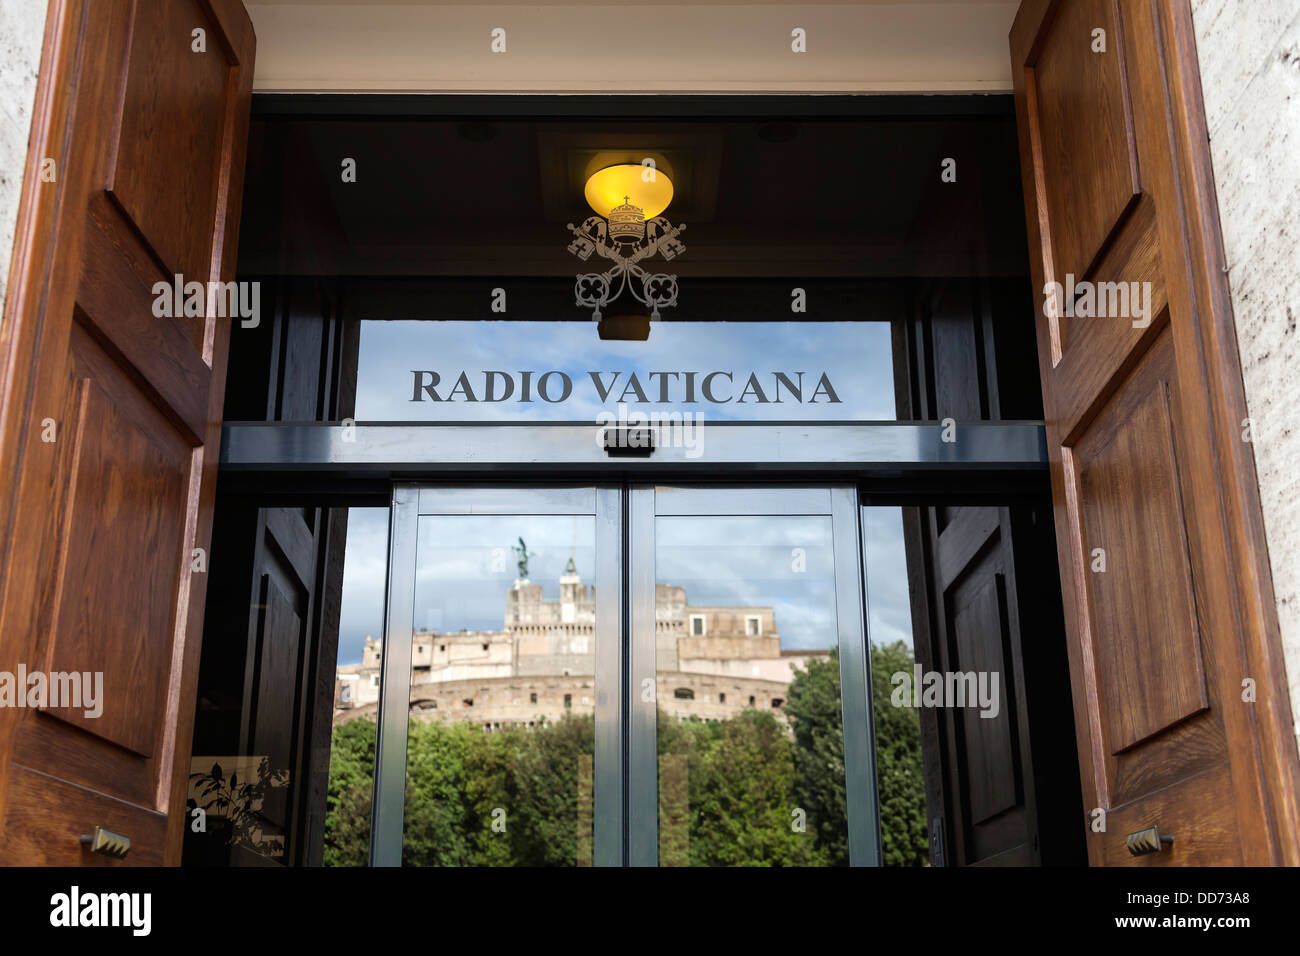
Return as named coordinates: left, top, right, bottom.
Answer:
left=1126, top=824, right=1174, bottom=857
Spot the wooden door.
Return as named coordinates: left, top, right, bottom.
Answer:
left=0, top=0, right=255, bottom=864
left=1010, top=0, right=1300, bottom=864
left=187, top=278, right=354, bottom=866
left=911, top=505, right=1082, bottom=866
left=897, top=278, right=1085, bottom=866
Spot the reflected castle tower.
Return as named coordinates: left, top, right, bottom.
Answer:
left=335, top=558, right=830, bottom=730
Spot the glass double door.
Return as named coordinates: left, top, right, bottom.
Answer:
left=371, top=484, right=877, bottom=866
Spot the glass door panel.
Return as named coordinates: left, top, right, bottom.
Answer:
left=373, top=484, right=874, bottom=867
left=404, top=512, right=596, bottom=866
left=629, top=486, right=878, bottom=867
left=372, top=486, right=621, bottom=867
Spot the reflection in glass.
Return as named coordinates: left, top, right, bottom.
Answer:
left=357, top=320, right=895, bottom=423
left=654, top=516, right=847, bottom=866
left=863, top=507, right=928, bottom=867
left=323, top=508, right=389, bottom=866
left=391, top=515, right=597, bottom=866
left=186, top=506, right=381, bottom=868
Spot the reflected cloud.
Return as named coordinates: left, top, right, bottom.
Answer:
left=338, top=506, right=916, bottom=665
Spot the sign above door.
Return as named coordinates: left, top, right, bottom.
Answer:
left=356, top=319, right=894, bottom=423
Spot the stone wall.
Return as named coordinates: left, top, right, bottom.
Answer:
left=1191, top=0, right=1300, bottom=744
left=0, top=0, right=48, bottom=326
left=338, top=668, right=815, bottom=730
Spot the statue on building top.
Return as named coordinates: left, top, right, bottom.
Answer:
left=511, top=537, right=535, bottom=581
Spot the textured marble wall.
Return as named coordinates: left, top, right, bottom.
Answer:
left=1192, top=0, right=1300, bottom=744
left=0, top=0, right=48, bottom=326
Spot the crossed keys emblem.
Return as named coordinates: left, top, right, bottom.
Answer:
left=565, top=214, right=687, bottom=320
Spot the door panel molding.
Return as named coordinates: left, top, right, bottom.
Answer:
left=0, top=0, right=255, bottom=865
left=105, top=0, right=239, bottom=291
left=1010, top=0, right=1300, bottom=864
left=1028, top=0, right=1142, bottom=326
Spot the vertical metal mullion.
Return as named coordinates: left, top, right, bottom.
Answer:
left=833, top=485, right=881, bottom=866
left=370, top=484, right=419, bottom=867
left=593, top=485, right=623, bottom=866
left=627, top=485, right=658, bottom=866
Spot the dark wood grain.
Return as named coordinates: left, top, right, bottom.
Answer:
left=1009, top=0, right=1300, bottom=864
left=187, top=278, right=352, bottom=866
left=1076, top=329, right=1208, bottom=754
left=1033, top=0, right=1141, bottom=337
left=3, top=766, right=168, bottom=866
left=896, top=278, right=1083, bottom=866
left=0, top=0, right=255, bottom=865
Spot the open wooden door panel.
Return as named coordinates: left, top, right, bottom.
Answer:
left=1009, top=0, right=1300, bottom=865
left=0, top=0, right=255, bottom=865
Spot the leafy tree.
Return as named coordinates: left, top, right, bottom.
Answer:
left=870, top=640, right=929, bottom=866
left=784, top=643, right=930, bottom=867
left=322, top=718, right=376, bottom=867
left=325, top=714, right=598, bottom=867
left=464, top=725, right=524, bottom=866
left=785, top=652, right=849, bottom=865
left=656, top=714, right=694, bottom=867
left=684, top=709, right=823, bottom=866
left=508, top=715, right=594, bottom=866
left=324, top=643, right=930, bottom=868
left=402, top=719, right=474, bottom=865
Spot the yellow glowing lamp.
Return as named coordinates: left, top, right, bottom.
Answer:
left=583, top=164, right=675, bottom=220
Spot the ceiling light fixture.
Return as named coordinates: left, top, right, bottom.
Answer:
left=566, top=162, right=687, bottom=321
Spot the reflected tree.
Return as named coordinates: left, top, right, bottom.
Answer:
left=323, top=646, right=927, bottom=867
left=322, top=718, right=376, bottom=867
left=785, top=651, right=849, bottom=865
left=188, top=756, right=290, bottom=860
left=869, top=641, right=928, bottom=866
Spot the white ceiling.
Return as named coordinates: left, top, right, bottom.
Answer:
left=245, top=2, right=1020, bottom=93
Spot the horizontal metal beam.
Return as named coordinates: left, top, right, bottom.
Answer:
left=219, top=421, right=1047, bottom=476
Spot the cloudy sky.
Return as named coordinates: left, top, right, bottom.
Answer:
left=335, top=316, right=912, bottom=666
left=411, top=514, right=596, bottom=634
left=336, top=505, right=913, bottom=666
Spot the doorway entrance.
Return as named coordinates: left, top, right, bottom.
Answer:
left=184, top=95, right=1086, bottom=869
left=370, top=484, right=876, bottom=866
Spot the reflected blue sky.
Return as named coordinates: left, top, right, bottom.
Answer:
left=356, top=320, right=896, bottom=422
left=413, top=515, right=595, bottom=634
left=337, top=505, right=913, bottom=665
left=337, top=308, right=907, bottom=664
left=657, top=515, right=838, bottom=650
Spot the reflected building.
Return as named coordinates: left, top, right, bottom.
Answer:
left=335, top=559, right=830, bottom=729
